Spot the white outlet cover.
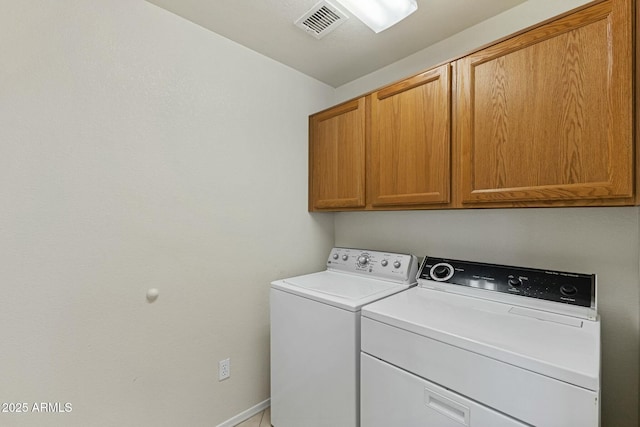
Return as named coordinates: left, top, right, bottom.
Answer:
left=218, top=358, right=230, bottom=381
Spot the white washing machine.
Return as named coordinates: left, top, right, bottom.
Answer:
left=270, top=247, right=418, bottom=427
left=361, top=256, right=600, bottom=427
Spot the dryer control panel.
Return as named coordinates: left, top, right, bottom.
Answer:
left=327, top=248, right=418, bottom=285
left=418, top=257, right=597, bottom=318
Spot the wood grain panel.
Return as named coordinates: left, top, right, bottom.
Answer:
left=634, top=0, right=640, bottom=204
left=370, top=65, right=451, bottom=206
left=456, top=0, right=633, bottom=204
left=309, top=98, right=366, bottom=210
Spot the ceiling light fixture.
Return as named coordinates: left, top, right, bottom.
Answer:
left=336, top=0, right=418, bottom=33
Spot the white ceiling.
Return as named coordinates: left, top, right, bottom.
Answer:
left=145, top=0, right=527, bottom=87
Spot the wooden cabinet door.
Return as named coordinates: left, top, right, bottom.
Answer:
left=309, top=98, right=366, bottom=210
left=456, top=0, right=633, bottom=205
left=370, top=64, right=451, bottom=207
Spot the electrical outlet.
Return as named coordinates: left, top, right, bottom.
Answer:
left=218, top=358, right=230, bottom=381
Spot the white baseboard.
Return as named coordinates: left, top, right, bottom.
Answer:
left=216, top=398, right=271, bottom=427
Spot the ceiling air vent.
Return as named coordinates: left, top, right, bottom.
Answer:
left=295, top=1, right=348, bottom=39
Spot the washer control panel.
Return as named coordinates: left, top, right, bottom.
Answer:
left=327, top=247, right=418, bottom=284
left=418, top=257, right=595, bottom=309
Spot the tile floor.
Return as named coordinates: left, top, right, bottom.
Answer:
left=235, top=406, right=270, bottom=427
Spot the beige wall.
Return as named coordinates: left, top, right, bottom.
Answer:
left=0, top=1, right=334, bottom=426
left=332, top=1, right=640, bottom=426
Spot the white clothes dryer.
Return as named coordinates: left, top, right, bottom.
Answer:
left=361, top=256, right=600, bottom=427
left=270, top=247, right=418, bottom=427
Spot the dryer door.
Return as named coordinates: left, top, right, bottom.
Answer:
left=361, top=353, right=527, bottom=427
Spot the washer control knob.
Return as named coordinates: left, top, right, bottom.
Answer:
left=393, top=261, right=402, bottom=269
left=381, top=260, right=388, bottom=267
left=342, top=255, right=349, bottom=261
left=560, top=285, right=578, bottom=296
left=508, top=277, right=522, bottom=287
left=333, top=253, right=339, bottom=260
left=430, top=263, right=454, bottom=281
left=357, top=255, right=370, bottom=267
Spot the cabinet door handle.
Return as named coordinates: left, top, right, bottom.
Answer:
left=424, top=387, right=470, bottom=425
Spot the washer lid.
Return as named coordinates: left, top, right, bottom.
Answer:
left=271, top=271, right=413, bottom=311
left=362, top=287, right=600, bottom=391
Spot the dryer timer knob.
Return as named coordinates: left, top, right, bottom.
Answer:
left=431, top=263, right=454, bottom=281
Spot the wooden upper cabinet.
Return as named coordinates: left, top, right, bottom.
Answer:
left=370, top=64, right=451, bottom=207
left=308, top=0, right=635, bottom=211
left=456, top=0, right=633, bottom=205
left=309, top=98, right=366, bottom=210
